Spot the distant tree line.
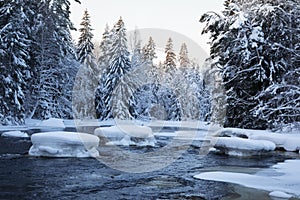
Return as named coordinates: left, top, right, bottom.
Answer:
left=74, top=15, right=211, bottom=121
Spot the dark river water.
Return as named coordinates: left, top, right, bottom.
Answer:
left=0, top=129, right=298, bottom=200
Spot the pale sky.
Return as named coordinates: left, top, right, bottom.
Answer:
left=70, top=0, right=224, bottom=54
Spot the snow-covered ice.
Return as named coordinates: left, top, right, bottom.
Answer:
left=194, top=159, right=300, bottom=198
left=94, top=125, right=156, bottom=147
left=1, top=131, right=29, bottom=138
left=269, top=191, right=292, bottom=199
left=29, top=132, right=99, bottom=158
left=38, top=118, right=65, bottom=130
left=214, top=137, right=276, bottom=156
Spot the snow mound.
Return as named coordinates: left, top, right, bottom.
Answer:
left=218, top=128, right=300, bottom=152
left=29, top=132, right=99, bottom=158
left=1, top=131, right=29, bottom=138
left=94, top=125, right=156, bottom=147
left=269, top=191, right=292, bottom=199
left=250, top=133, right=300, bottom=152
left=194, top=159, right=300, bottom=198
left=214, top=137, right=276, bottom=156
left=39, top=118, right=65, bottom=130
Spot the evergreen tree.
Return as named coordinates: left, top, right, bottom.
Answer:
left=0, top=0, right=32, bottom=125
left=130, top=29, right=143, bottom=68
left=179, top=43, right=190, bottom=69
left=26, top=0, right=80, bottom=119
left=142, top=36, right=157, bottom=64
left=73, top=55, right=98, bottom=119
left=200, top=0, right=300, bottom=128
left=77, top=9, right=94, bottom=63
left=95, top=17, right=132, bottom=120
left=98, top=24, right=111, bottom=70
left=163, top=37, right=177, bottom=73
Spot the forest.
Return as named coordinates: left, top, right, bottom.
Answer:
left=0, top=0, right=299, bottom=131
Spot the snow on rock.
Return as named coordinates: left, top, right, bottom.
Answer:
left=1, top=131, right=29, bottom=138
left=29, top=132, right=99, bottom=158
left=194, top=159, right=300, bottom=198
left=269, top=191, right=292, bottom=199
left=94, top=125, right=156, bottom=147
left=217, top=128, right=300, bottom=152
left=214, top=137, right=276, bottom=156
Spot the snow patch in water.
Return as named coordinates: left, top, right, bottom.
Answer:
left=1, top=131, right=29, bottom=138
left=94, top=125, right=156, bottom=147
left=29, top=132, right=99, bottom=158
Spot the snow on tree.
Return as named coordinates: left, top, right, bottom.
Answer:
left=25, top=0, right=80, bottom=119
left=200, top=0, right=300, bottom=129
left=77, top=9, right=94, bottom=63
left=129, top=28, right=143, bottom=68
left=142, top=36, right=157, bottom=64
left=255, top=68, right=300, bottom=130
left=98, top=24, right=111, bottom=70
left=0, top=0, right=80, bottom=123
left=0, top=0, right=33, bottom=125
left=95, top=17, right=133, bottom=120
left=178, top=43, right=190, bottom=69
left=163, top=37, right=177, bottom=73
left=73, top=55, right=98, bottom=119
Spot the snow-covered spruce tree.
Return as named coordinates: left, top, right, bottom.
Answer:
left=98, top=24, right=112, bottom=70
left=163, top=37, right=177, bottom=73
left=0, top=0, right=33, bottom=125
left=73, top=55, right=98, bottom=119
left=77, top=9, right=94, bottom=63
left=200, top=0, right=299, bottom=129
left=25, top=0, right=80, bottom=119
left=142, top=36, right=159, bottom=83
left=179, top=43, right=190, bottom=69
left=255, top=68, right=300, bottom=130
left=142, top=36, right=157, bottom=64
left=130, top=28, right=143, bottom=68
left=95, top=17, right=133, bottom=120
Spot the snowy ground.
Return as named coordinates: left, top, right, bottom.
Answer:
left=194, top=159, right=300, bottom=198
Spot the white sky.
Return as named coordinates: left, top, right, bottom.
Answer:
left=70, top=0, right=224, bottom=53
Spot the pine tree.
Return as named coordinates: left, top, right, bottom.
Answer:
left=77, top=9, right=94, bottom=63
left=26, top=0, right=80, bottom=119
left=163, top=37, right=177, bottom=73
left=179, top=43, right=190, bottom=69
left=98, top=24, right=112, bottom=70
left=142, top=36, right=157, bottom=64
left=130, top=29, right=143, bottom=68
left=200, top=0, right=300, bottom=129
left=0, top=0, right=32, bottom=125
left=95, top=17, right=132, bottom=120
left=73, top=55, right=98, bottom=119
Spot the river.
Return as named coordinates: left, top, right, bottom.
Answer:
left=0, top=128, right=299, bottom=200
